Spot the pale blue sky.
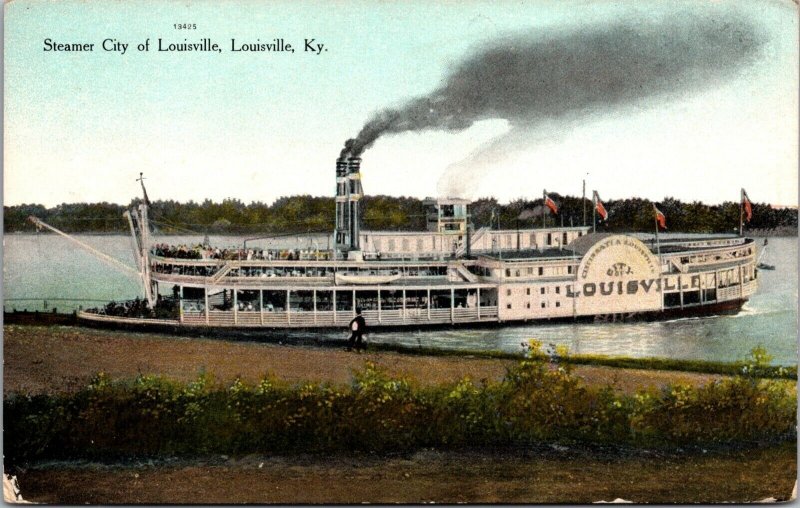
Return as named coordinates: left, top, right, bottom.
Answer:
left=4, top=0, right=798, bottom=207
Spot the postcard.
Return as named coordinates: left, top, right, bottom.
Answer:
left=3, top=0, right=797, bottom=503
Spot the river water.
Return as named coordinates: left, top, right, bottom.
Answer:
left=3, top=233, right=797, bottom=365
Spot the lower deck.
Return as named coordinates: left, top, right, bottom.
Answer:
left=80, top=274, right=756, bottom=329
left=76, top=296, right=747, bottom=330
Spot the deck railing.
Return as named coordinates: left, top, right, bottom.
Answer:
left=180, top=306, right=499, bottom=327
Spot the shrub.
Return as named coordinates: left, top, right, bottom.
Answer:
left=4, top=353, right=796, bottom=464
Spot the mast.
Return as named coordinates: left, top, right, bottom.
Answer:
left=124, top=210, right=143, bottom=272
left=582, top=179, right=586, bottom=227
left=592, top=190, right=596, bottom=234
left=135, top=173, right=156, bottom=307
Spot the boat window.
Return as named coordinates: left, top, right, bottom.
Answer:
left=538, top=267, right=544, bottom=276
left=663, top=293, right=681, bottom=308
left=540, top=287, right=546, bottom=295
left=684, top=291, right=700, bottom=305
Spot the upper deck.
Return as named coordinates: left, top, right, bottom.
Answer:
left=148, top=231, right=756, bottom=290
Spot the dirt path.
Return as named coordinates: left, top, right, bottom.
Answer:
left=4, top=325, right=721, bottom=394
left=13, top=444, right=796, bottom=504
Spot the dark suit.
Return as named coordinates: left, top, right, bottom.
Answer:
left=348, top=315, right=367, bottom=350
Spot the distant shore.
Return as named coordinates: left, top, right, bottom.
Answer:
left=6, top=194, right=797, bottom=236
left=745, top=227, right=798, bottom=237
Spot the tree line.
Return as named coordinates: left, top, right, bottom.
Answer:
left=4, top=194, right=797, bottom=235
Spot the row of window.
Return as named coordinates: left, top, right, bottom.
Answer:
left=369, top=237, right=459, bottom=252
left=504, top=265, right=575, bottom=278
left=507, top=301, right=562, bottom=309
left=492, top=231, right=583, bottom=249
left=678, top=247, right=754, bottom=265
left=507, top=286, right=562, bottom=297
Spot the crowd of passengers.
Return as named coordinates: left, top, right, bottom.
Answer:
left=185, top=296, right=479, bottom=313
left=150, top=263, right=449, bottom=278
left=152, top=264, right=217, bottom=276
left=151, top=243, right=332, bottom=261
left=88, top=296, right=177, bottom=319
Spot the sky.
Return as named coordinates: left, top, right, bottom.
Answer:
left=4, top=0, right=798, bottom=207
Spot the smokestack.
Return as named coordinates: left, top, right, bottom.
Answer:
left=334, top=156, right=350, bottom=253
left=333, top=155, right=364, bottom=255
left=347, top=156, right=362, bottom=250
left=347, top=156, right=361, bottom=174
left=336, top=157, right=348, bottom=177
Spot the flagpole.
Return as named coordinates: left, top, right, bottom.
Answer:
left=653, top=205, right=661, bottom=262
left=739, top=188, right=744, bottom=237
left=592, top=191, right=597, bottom=234
left=542, top=189, right=546, bottom=229
left=582, top=179, right=586, bottom=227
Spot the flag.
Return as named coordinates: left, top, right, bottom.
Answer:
left=742, top=189, right=752, bottom=223
left=654, top=205, right=667, bottom=230
left=594, top=191, right=608, bottom=221
left=544, top=194, right=558, bottom=215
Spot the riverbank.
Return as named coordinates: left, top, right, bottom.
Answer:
left=5, top=325, right=795, bottom=504
left=4, top=324, right=728, bottom=395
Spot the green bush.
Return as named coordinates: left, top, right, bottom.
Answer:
left=4, top=355, right=796, bottom=464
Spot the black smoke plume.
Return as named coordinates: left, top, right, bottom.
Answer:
left=339, top=8, right=764, bottom=194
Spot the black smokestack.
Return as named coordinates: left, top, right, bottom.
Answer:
left=340, top=9, right=763, bottom=164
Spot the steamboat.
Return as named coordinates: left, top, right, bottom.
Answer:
left=33, top=155, right=759, bottom=331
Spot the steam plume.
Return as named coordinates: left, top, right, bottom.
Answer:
left=340, top=9, right=764, bottom=194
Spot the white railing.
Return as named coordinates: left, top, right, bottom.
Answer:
left=717, top=285, right=741, bottom=302
left=179, top=306, right=499, bottom=327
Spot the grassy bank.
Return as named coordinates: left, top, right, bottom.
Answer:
left=5, top=356, right=795, bottom=464
left=371, top=341, right=797, bottom=379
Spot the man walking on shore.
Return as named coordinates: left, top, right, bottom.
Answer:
left=347, top=307, right=367, bottom=351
